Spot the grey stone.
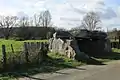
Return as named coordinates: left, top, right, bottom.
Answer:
left=49, top=30, right=111, bottom=60
left=104, top=38, right=112, bottom=52
left=49, top=32, right=89, bottom=60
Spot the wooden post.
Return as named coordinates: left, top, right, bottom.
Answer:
left=11, top=44, right=14, bottom=54
left=119, top=36, right=120, bottom=43
left=41, top=42, right=44, bottom=50
left=118, top=36, right=120, bottom=49
left=27, top=42, right=30, bottom=51
left=37, top=42, right=43, bottom=64
left=24, top=42, right=29, bottom=63
left=111, top=42, right=113, bottom=48
left=43, top=42, right=48, bottom=59
left=115, top=37, right=117, bottom=41
left=117, top=42, right=119, bottom=49
left=2, top=45, right=7, bottom=69
left=45, top=42, right=49, bottom=51
left=41, top=42, right=44, bottom=60
left=37, top=42, right=39, bottom=49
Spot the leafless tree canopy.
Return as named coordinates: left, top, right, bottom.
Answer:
left=0, top=15, right=18, bottom=39
left=34, top=13, right=41, bottom=27
left=18, top=16, right=29, bottom=27
left=33, top=10, right=52, bottom=27
left=40, top=10, right=52, bottom=27
left=81, top=11, right=101, bottom=31
left=0, top=16, right=17, bottom=28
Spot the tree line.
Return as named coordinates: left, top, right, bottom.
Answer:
left=0, top=10, right=52, bottom=39
left=0, top=9, right=103, bottom=40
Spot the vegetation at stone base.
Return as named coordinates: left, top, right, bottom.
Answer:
left=0, top=52, right=84, bottom=80
left=48, top=53, right=84, bottom=67
left=112, top=48, right=120, bottom=52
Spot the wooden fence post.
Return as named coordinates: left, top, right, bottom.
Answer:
left=115, top=37, right=117, bottom=41
left=11, top=44, right=14, bottom=53
left=118, top=36, right=120, bottom=49
left=43, top=42, right=48, bottom=58
left=111, top=42, right=112, bottom=48
left=40, top=42, right=44, bottom=61
left=2, top=45, right=7, bottom=69
left=24, top=42, right=29, bottom=63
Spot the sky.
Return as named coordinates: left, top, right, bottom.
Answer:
left=0, top=0, right=120, bottom=31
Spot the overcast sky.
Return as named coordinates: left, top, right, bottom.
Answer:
left=0, top=0, right=120, bottom=31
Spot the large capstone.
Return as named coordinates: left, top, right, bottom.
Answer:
left=76, top=30, right=112, bottom=56
left=49, top=30, right=112, bottom=60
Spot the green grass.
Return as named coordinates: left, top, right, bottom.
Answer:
left=48, top=53, right=84, bottom=67
left=0, top=52, right=83, bottom=80
left=2, top=39, right=120, bottom=79
left=0, top=39, right=48, bottom=80
left=112, top=48, right=120, bottom=52
left=0, top=75, right=15, bottom=80
left=0, top=39, right=48, bottom=53
left=110, top=39, right=119, bottom=42
left=0, top=39, right=48, bottom=60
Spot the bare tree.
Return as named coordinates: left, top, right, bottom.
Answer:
left=18, top=16, right=29, bottom=27
left=29, top=17, right=34, bottom=26
left=69, top=27, right=82, bottom=36
left=40, top=10, right=52, bottom=27
left=0, top=15, right=18, bottom=39
left=33, top=10, right=52, bottom=27
left=81, top=11, right=101, bottom=31
left=33, top=13, right=42, bottom=27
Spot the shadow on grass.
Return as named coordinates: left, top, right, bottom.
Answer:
left=1, top=51, right=115, bottom=79
left=0, top=56, right=86, bottom=79
left=87, top=57, right=106, bottom=65
left=79, top=57, right=106, bottom=65
left=93, top=51, right=120, bottom=61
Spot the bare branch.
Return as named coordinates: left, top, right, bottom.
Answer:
left=40, top=10, right=52, bottom=27
left=0, top=15, right=18, bottom=39
left=33, top=10, right=52, bottom=27
left=81, top=11, right=101, bottom=31
left=18, top=16, right=29, bottom=27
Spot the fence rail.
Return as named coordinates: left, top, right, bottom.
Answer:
left=111, top=42, right=120, bottom=49
left=0, top=42, right=48, bottom=71
left=110, top=36, right=120, bottom=49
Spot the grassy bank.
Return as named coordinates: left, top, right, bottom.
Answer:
left=0, top=53, right=83, bottom=80
left=1, top=49, right=120, bottom=80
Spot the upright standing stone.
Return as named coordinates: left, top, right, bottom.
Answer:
left=49, top=31, right=90, bottom=60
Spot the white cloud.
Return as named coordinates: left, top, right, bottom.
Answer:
left=0, top=0, right=119, bottom=30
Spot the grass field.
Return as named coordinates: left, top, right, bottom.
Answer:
left=0, top=39, right=48, bottom=53
left=110, top=39, right=119, bottom=42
